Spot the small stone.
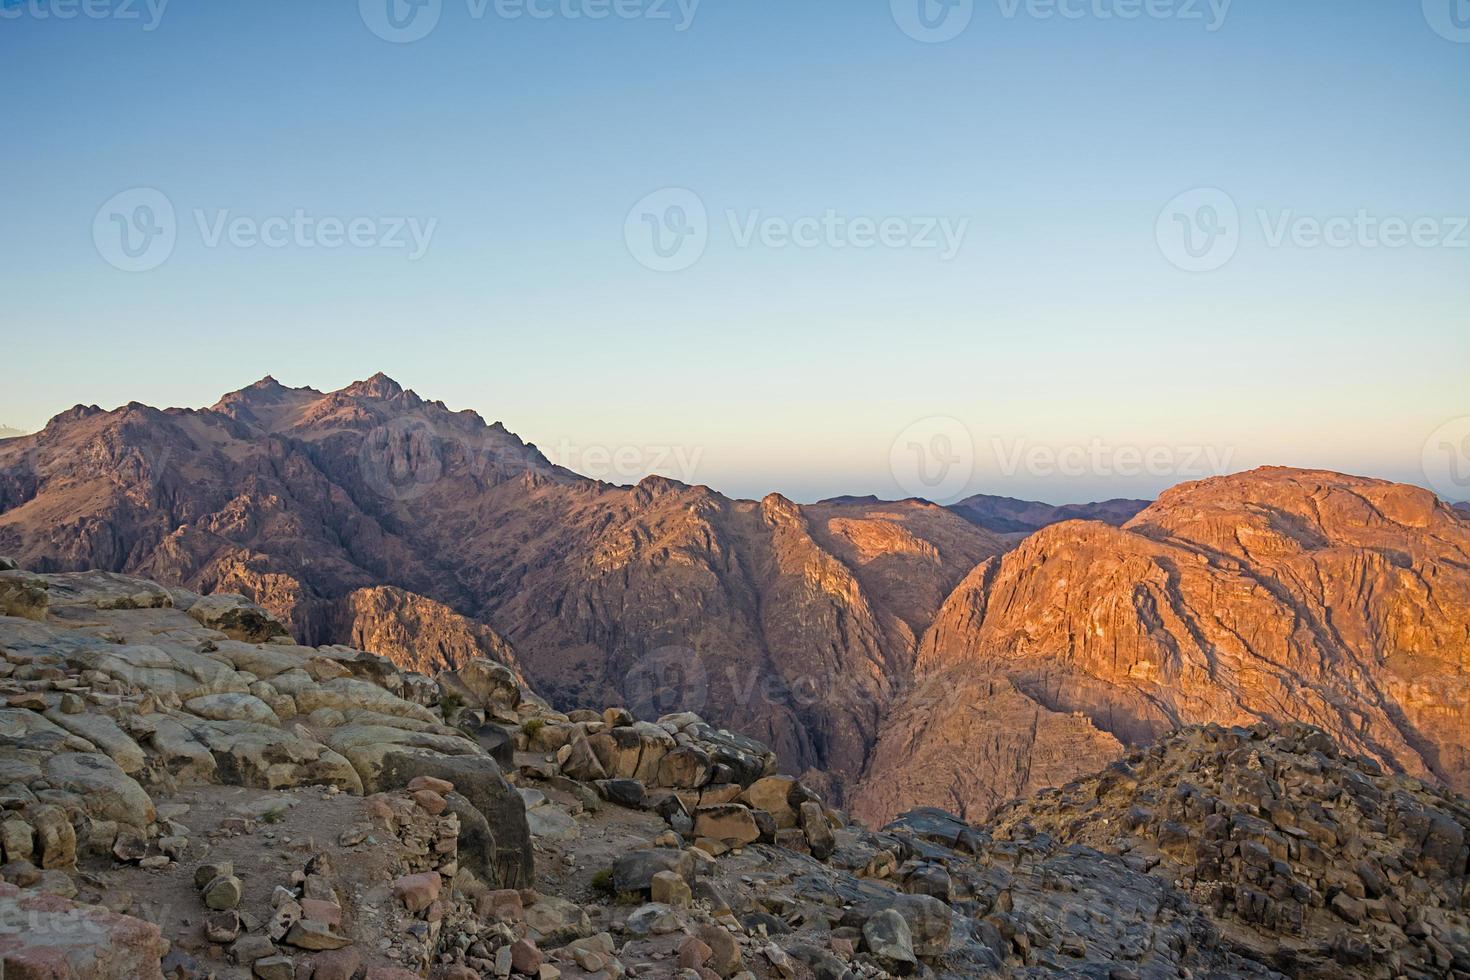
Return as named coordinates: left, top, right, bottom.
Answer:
left=678, top=936, right=712, bottom=970
left=232, top=934, right=277, bottom=965
left=285, top=918, right=353, bottom=950
left=311, top=947, right=362, bottom=980
left=696, top=924, right=742, bottom=977
left=510, top=938, right=543, bottom=974
left=207, top=910, right=242, bottom=943
left=411, top=789, right=447, bottom=816
left=203, top=874, right=245, bottom=910
left=391, top=871, right=441, bottom=914
left=252, top=954, right=295, bottom=980
left=406, top=775, right=454, bottom=795
left=196, top=861, right=235, bottom=890
left=651, top=870, right=691, bottom=908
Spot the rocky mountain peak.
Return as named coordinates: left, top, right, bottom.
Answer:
left=341, top=372, right=407, bottom=401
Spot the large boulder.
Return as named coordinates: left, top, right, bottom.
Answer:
left=0, top=569, right=48, bottom=621
left=44, top=752, right=154, bottom=829
left=441, top=659, right=521, bottom=712
left=612, top=849, right=695, bottom=894
left=376, top=751, right=533, bottom=889
left=588, top=724, right=675, bottom=783
left=0, top=881, right=168, bottom=979
left=185, top=593, right=289, bottom=642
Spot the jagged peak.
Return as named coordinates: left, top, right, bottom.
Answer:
left=341, top=372, right=406, bottom=400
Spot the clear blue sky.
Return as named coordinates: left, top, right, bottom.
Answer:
left=3, top=0, right=1468, bottom=503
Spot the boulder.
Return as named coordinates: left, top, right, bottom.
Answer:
left=588, top=724, right=674, bottom=783
left=186, top=593, right=289, bottom=642
left=0, top=570, right=49, bottom=621
left=656, top=746, right=712, bottom=789
left=442, top=659, right=521, bottom=712
left=560, top=737, right=607, bottom=782
left=863, top=909, right=916, bottom=974
left=612, top=848, right=695, bottom=894
left=800, top=801, right=835, bottom=861
left=693, top=805, right=761, bottom=849
left=0, top=881, right=169, bottom=978
left=44, top=752, right=154, bottom=828
left=741, top=775, right=803, bottom=828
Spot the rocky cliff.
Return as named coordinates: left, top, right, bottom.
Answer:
left=853, top=468, right=1470, bottom=826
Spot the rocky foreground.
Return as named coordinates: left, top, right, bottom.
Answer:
left=2, top=562, right=1469, bottom=979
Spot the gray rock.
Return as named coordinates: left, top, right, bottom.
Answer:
left=863, top=908, right=916, bottom=974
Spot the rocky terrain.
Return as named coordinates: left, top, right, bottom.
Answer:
left=852, top=468, right=1470, bottom=826
left=3, top=380, right=1469, bottom=832
left=0, top=376, right=1009, bottom=790
left=5, top=562, right=1468, bottom=980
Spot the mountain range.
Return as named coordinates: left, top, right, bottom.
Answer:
left=2, top=375, right=1466, bottom=824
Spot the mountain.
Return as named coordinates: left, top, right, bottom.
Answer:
left=851, top=467, right=1470, bottom=825
left=0, top=426, right=26, bottom=439
left=6, top=379, right=1469, bottom=825
left=0, top=375, right=1009, bottom=788
left=946, top=492, right=1150, bottom=534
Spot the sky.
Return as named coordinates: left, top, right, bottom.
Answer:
left=2, top=0, right=1468, bottom=504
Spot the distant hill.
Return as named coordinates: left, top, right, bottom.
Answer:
left=0, top=426, right=28, bottom=440
left=945, top=493, right=1150, bottom=533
